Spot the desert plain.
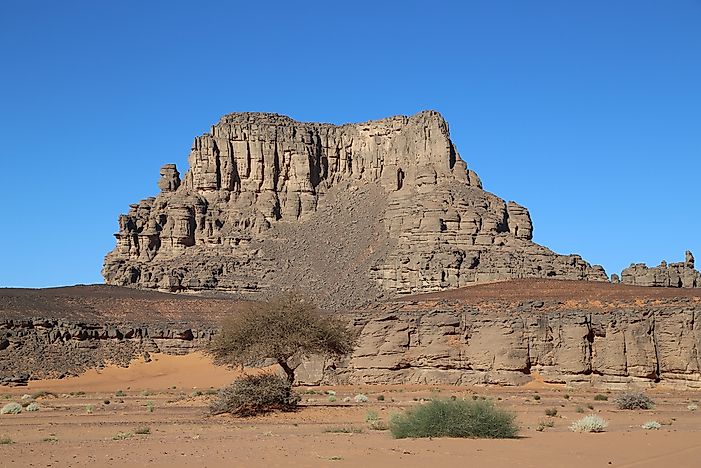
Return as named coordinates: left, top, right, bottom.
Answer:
left=0, top=352, right=700, bottom=468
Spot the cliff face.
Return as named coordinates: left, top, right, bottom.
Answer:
left=102, top=111, right=606, bottom=308
left=2, top=282, right=700, bottom=388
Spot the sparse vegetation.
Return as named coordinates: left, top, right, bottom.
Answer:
left=25, top=402, right=39, bottom=412
left=389, top=399, right=518, bottom=439
left=369, top=420, right=389, bottom=430
left=115, top=390, right=126, bottom=397
left=354, top=394, right=368, bottom=403
left=536, top=419, right=555, bottom=431
left=208, top=294, right=356, bottom=385
left=328, top=395, right=337, bottom=403
left=570, top=415, right=608, bottom=433
left=209, top=373, right=299, bottom=416
left=0, top=436, right=13, bottom=444
left=594, top=394, right=609, bottom=401
left=190, top=390, right=203, bottom=397
left=545, top=407, right=558, bottom=417
left=134, top=426, right=150, bottom=435
left=1, top=402, right=22, bottom=414
left=615, top=392, right=655, bottom=410
left=42, top=436, right=59, bottom=443
left=687, top=403, right=698, bottom=411
left=146, top=401, right=155, bottom=412
left=324, top=426, right=363, bottom=434
left=112, top=431, right=133, bottom=440
left=641, top=421, right=662, bottom=430
left=575, top=406, right=585, bottom=413
left=85, top=404, right=95, bottom=414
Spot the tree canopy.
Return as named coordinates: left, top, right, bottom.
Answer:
left=208, top=294, right=356, bottom=384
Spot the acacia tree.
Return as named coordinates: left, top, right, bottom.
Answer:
left=208, top=294, right=356, bottom=385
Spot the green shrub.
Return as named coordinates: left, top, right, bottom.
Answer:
left=593, top=394, right=608, bottom=401
left=146, top=401, right=155, bottom=413
left=115, top=390, right=126, bottom=397
left=615, top=392, right=654, bottom=410
left=1, top=403, right=22, bottom=414
left=687, top=403, right=698, bottom=411
left=365, top=410, right=379, bottom=422
left=112, top=431, right=133, bottom=440
left=641, top=421, right=661, bottom=430
left=25, top=403, right=39, bottom=412
left=575, top=406, right=585, bottom=413
left=570, top=415, right=607, bottom=433
left=134, top=426, right=150, bottom=435
left=389, top=399, right=518, bottom=439
left=327, top=395, right=337, bottom=403
left=376, top=395, right=385, bottom=401
left=209, top=373, right=299, bottom=416
left=0, top=436, right=13, bottom=444
left=85, top=404, right=95, bottom=414
left=533, top=394, right=541, bottom=401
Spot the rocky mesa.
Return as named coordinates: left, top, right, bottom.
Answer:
left=102, top=111, right=608, bottom=310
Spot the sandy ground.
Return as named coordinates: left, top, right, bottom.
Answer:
left=1, top=353, right=701, bottom=468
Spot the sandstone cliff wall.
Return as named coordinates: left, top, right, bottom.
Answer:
left=103, top=111, right=607, bottom=309
left=4, top=296, right=700, bottom=389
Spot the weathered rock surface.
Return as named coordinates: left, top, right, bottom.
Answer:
left=3, top=281, right=701, bottom=388
left=102, top=111, right=607, bottom=309
left=621, top=251, right=700, bottom=288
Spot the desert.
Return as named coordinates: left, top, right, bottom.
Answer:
left=2, top=2, right=700, bottom=467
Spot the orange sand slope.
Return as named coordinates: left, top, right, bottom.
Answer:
left=18, top=352, right=241, bottom=393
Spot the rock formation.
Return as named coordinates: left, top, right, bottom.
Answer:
left=3, top=281, right=701, bottom=388
left=102, top=111, right=607, bottom=308
left=621, top=251, right=700, bottom=288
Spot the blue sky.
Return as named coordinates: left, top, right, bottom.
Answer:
left=1, top=1, right=699, bottom=287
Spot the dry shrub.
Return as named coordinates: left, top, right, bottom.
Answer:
left=210, top=374, right=299, bottom=417
left=615, top=392, right=654, bottom=410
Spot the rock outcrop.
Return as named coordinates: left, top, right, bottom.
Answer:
left=621, top=251, right=700, bottom=288
left=102, top=111, right=607, bottom=308
left=2, top=281, right=701, bottom=388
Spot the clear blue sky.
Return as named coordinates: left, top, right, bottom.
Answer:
left=1, top=1, right=699, bottom=287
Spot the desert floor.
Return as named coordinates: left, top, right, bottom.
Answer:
left=1, top=353, right=700, bottom=468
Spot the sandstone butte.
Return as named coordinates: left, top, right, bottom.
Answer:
left=2, top=111, right=701, bottom=388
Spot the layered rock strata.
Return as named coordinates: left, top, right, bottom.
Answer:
left=3, top=282, right=701, bottom=388
left=103, top=111, right=607, bottom=308
left=621, top=251, right=700, bottom=288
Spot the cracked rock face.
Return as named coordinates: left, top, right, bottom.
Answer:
left=102, top=111, right=607, bottom=309
left=621, top=251, right=700, bottom=288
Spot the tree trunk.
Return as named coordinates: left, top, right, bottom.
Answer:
left=278, top=359, right=295, bottom=385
